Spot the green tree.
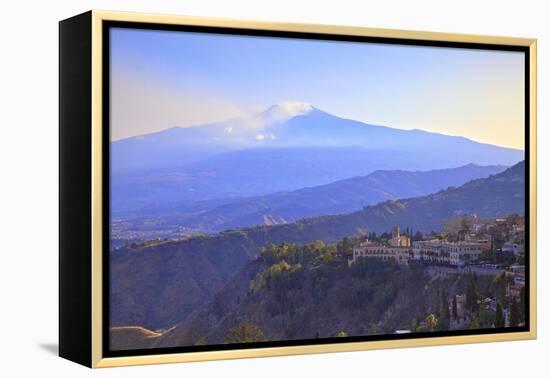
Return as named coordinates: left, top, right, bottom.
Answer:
left=437, top=289, right=450, bottom=331
left=425, top=314, right=438, bottom=332
left=510, top=298, right=521, bottom=327
left=224, top=322, right=267, bottom=344
left=369, top=323, right=378, bottom=335
left=312, top=240, right=326, bottom=251
left=194, top=336, right=206, bottom=346
left=480, top=248, right=494, bottom=263
left=495, top=303, right=505, bottom=328
left=337, top=331, right=348, bottom=338
left=478, top=309, right=496, bottom=328
left=410, top=318, right=419, bottom=333
left=519, top=286, right=526, bottom=323
left=467, top=318, right=480, bottom=330
left=466, top=280, right=479, bottom=313
left=452, top=295, right=458, bottom=321
left=413, top=231, right=424, bottom=242
left=337, top=237, right=354, bottom=258
left=458, top=217, right=471, bottom=241
left=493, top=272, right=507, bottom=305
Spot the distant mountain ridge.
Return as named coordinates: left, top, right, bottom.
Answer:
left=110, top=101, right=316, bottom=174
left=110, top=161, right=525, bottom=330
left=112, top=102, right=522, bottom=171
left=110, top=103, right=523, bottom=217
left=151, top=163, right=508, bottom=233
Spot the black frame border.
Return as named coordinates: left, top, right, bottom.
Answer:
left=101, top=20, right=531, bottom=359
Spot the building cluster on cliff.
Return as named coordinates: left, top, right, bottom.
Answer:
left=348, top=215, right=525, bottom=270
left=346, top=215, right=527, bottom=332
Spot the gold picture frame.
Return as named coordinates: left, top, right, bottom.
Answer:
left=59, top=10, right=537, bottom=368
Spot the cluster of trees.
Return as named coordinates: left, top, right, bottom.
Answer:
left=246, top=240, right=432, bottom=339
left=452, top=272, right=525, bottom=330
left=249, top=259, right=303, bottom=294
left=259, top=240, right=338, bottom=267
left=192, top=237, right=526, bottom=346
left=364, top=228, right=424, bottom=245
left=480, top=248, right=517, bottom=266
left=493, top=300, right=523, bottom=329
left=224, top=322, right=267, bottom=344
left=407, top=270, right=526, bottom=333
left=492, top=272, right=525, bottom=328
left=409, top=285, right=450, bottom=333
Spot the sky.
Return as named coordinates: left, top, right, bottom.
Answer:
left=110, top=27, right=525, bottom=149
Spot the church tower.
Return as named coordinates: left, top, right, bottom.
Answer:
left=392, top=225, right=401, bottom=239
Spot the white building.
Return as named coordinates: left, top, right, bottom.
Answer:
left=348, top=241, right=411, bottom=266
left=349, top=235, right=483, bottom=268
left=412, top=240, right=483, bottom=267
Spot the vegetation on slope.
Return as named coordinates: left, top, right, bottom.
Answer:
left=110, top=162, right=524, bottom=331
left=144, top=241, right=509, bottom=349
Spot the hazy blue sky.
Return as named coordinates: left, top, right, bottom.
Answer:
left=110, top=27, right=525, bottom=149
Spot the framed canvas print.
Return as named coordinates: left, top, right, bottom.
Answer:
left=59, top=10, right=537, bottom=368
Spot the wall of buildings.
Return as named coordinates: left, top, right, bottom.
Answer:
left=350, top=239, right=483, bottom=267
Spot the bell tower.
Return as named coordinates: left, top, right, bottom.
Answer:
left=393, top=225, right=400, bottom=239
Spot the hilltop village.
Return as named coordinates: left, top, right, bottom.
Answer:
left=348, top=214, right=525, bottom=269
left=347, top=214, right=526, bottom=330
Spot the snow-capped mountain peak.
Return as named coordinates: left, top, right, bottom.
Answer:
left=258, top=101, right=314, bottom=125
left=274, top=101, right=313, bottom=115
